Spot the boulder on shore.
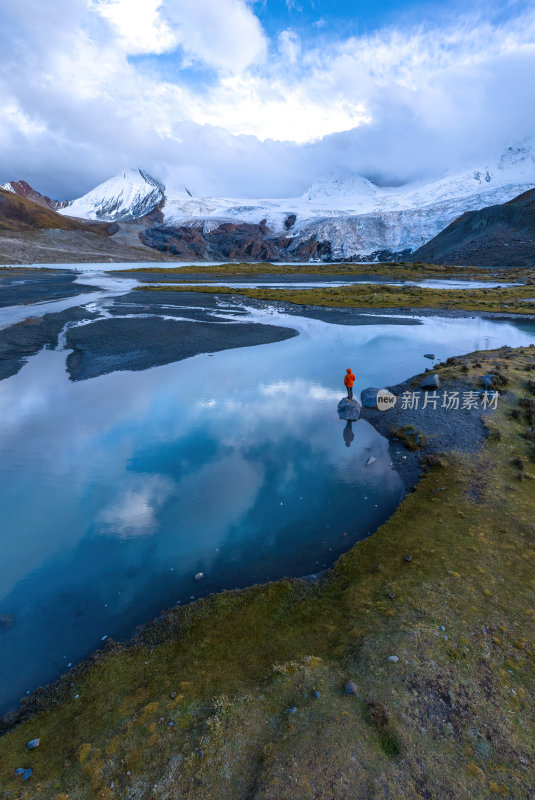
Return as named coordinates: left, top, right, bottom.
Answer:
left=360, top=387, right=380, bottom=408
left=337, top=398, right=361, bottom=421
left=420, top=374, right=439, bottom=390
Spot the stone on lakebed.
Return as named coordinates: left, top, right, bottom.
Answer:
left=337, top=397, right=361, bottom=421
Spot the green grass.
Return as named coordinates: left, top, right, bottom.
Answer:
left=1, top=347, right=535, bottom=798
left=136, top=279, right=535, bottom=316
left=123, top=260, right=535, bottom=283
left=390, top=424, right=429, bottom=450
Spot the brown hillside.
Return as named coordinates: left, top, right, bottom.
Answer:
left=413, top=187, right=535, bottom=266
left=0, top=189, right=116, bottom=236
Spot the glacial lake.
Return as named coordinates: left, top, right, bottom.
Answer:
left=1, top=283, right=535, bottom=714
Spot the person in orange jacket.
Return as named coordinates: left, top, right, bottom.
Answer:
left=344, top=368, right=356, bottom=400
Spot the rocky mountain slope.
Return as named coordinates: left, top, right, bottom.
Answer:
left=413, top=188, right=535, bottom=266
left=0, top=189, right=114, bottom=233
left=0, top=180, right=63, bottom=211
left=0, top=189, right=168, bottom=264
left=2, top=141, right=534, bottom=262
left=53, top=141, right=535, bottom=261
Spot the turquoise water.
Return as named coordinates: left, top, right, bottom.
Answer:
left=0, top=304, right=535, bottom=714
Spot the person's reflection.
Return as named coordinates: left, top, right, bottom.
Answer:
left=343, top=420, right=355, bottom=447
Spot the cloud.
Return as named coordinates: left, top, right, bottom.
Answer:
left=90, top=0, right=178, bottom=55
left=0, top=0, right=534, bottom=198
left=98, top=474, right=174, bottom=537
left=92, top=0, right=268, bottom=70
left=279, top=29, right=301, bottom=64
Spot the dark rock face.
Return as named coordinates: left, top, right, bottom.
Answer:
left=139, top=221, right=332, bottom=262
left=413, top=188, right=535, bottom=266
left=284, top=214, right=297, bottom=230
left=140, top=225, right=207, bottom=259
left=346, top=248, right=413, bottom=263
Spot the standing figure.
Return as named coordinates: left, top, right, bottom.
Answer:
left=344, top=368, right=356, bottom=400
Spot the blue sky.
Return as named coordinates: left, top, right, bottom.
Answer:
left=1, top=0, right=534, bottom=198
left=255, top=0, right=453, bottom=36
left=130, top=0, right=529, bottom=88
left=254, top=0, right=531, bottom=35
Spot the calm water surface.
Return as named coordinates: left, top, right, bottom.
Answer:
left=163, top=279, right=521, bottom=290
left=1, top=299, right=535, bottom=714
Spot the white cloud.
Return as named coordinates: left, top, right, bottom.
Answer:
left=92, top=0, right=268, bottom=70
left=176, top=73, right=369, bottom=142
left=279, top=29, right=301, bottom=64
left=98, top=474, right=174, bottom=536
left=166, top=0, right=268, bottom=72
left=0, top=1, right=534, bottom=198
left=90, top=0, right=178, bottom=55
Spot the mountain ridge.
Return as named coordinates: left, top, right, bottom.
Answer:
left=412, top=188, right=535, bottom=266
left=0, top=189, right=170, bottom=264
left=2, top=141, right=535, bottom=262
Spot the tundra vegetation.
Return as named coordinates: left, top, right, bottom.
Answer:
left=127, top=260, right=535, bottom=280
left=1, top=345, right=534, bottom=799
left=132, top=262, right=535, bottom=315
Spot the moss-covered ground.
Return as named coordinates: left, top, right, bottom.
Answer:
left=124, top=261, right=535, bottom=282
left=136, top=280, right=535, bottom=315
left=1, top=346, right=534, bottom=798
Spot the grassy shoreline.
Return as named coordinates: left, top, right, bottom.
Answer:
left=136, top=280, right=535, bottom=316
left=123, top=261, right=535, bottom=281
left=1, top=345, right=534, bottom=798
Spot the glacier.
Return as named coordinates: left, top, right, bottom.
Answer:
left=56, top=142, right=535, bottom=259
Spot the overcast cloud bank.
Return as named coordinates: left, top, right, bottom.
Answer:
left=1, top=0, right=534, bottom=199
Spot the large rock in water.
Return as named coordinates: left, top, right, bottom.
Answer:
left=361, top=387, right=380, bottom=409
left=338, top=397, right=361, bottom=421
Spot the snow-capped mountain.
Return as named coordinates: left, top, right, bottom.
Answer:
left=51, top=141, right=535, bottom=259
left=159, top=143, right=535, bottom=258
left=60, top=169, right=164, bottom=221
